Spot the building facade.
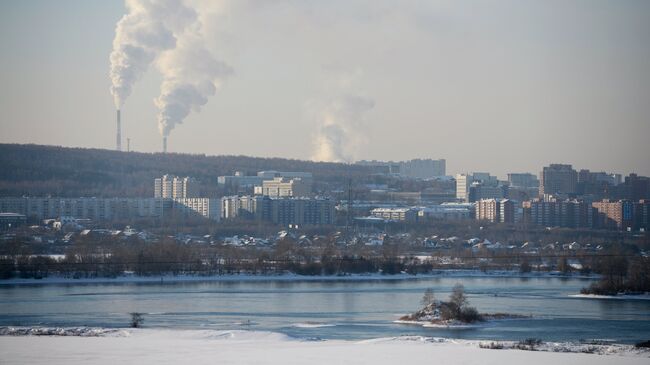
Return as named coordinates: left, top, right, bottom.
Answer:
left=592, top=199, right=634, bottom=231
left=475, top=199, right=515, bottom=223
left=221, top=195, right=334, bottom=226
left=0, top=197, right=218, bottom=221
left=0, top=212, right=27, bottom=230
left=522, top=198, right=593, bottom=228
left=508, top=173, right=539, bottom=188
left=154, top=175, right=198, bottom=199
left=455, top=174, right=472, bottom=202
left=370, top=207, right=419, bottom=222
left=398, top=159, right=446, bottom=179
left=254, top=177, right=311, bottom=197
left=540, top=164, right=577, bottom=197
left=172, top=198, right=221, bottom=221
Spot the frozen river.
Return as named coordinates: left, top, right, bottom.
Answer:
left=1, top=275, right=649, bottom=343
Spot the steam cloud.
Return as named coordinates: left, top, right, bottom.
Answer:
left=110, top=0, right=231, bottom=139
left=312, top=95, right=375, bottom=163
left=109, top=0, right=195, bottom=108
left=155, top=30, right=232, bottom=137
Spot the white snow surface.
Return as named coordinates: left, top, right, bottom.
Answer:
left=0, top=328, right=648, bottom=365
left=569, top=294, right=650, bottom=300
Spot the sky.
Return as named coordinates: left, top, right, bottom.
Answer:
left=0, top=0, right=649, bottom=178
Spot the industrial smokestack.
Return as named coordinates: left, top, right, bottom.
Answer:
left=116, top=109, right=122, bottom=151
left=163, top=136, right=167, bottom=154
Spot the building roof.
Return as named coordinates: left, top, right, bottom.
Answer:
left=0, top=212, right=26, bottom=218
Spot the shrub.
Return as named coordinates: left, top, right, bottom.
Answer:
left=635, top=340, right=650, bottom=348
left=517, top=338, right=542, bottom=351
left=459, top=306, right=482, bottom=323
left=479, top=342, right=504, bottom=349
left=130, top=312, right=144, bottom=328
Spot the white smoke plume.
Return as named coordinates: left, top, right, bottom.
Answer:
left=109, top=0, right=197, bottom=108
left=312, top=95, right=375, bottom=163
left=154, top=27, right=233, bottom=137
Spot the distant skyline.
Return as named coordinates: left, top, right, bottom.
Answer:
left=1, top=0, right=649, bottom=178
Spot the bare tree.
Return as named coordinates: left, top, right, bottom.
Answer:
left=421, top=288, right=436, bottom=306
left=130, top=312, right=144, bottom=328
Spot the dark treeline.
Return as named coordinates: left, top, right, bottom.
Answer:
left=0, top=143, right=374, bottom=197
left=581, top=253, right=650, bottom=295
left=1, top=235, right=648, bottom=288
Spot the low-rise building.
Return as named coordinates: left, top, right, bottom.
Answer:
left=370, top=207, right=418, bottom=222
left=254, top=177, right=311, bottom=197
left=0, top=212, right=26, bottom=230
left=417, top=204, right=474, bottom=221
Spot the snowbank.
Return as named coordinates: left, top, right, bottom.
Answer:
left=1, top=329, right=647, bottom=365
left=569, top=294, right=650, bottom=300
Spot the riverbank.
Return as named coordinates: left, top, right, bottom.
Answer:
left=0, top=270, right=598, bottom=286
left=0, top=328, right=647, bottom=365
left=569, top=293, right=650, bottom=300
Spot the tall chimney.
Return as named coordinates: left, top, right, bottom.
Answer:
left=116, top=109, right=122, bottom=151
left=163, top=136, right=167, bottom=153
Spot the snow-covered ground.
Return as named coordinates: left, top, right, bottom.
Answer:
left=0, top=329, right=647, bottom=365
left=568, top=294, right=650, bottom=300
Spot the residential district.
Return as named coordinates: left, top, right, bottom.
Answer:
left=1, top=158, right=649, bottom=283
left=1, top=160, right=648, bottom=232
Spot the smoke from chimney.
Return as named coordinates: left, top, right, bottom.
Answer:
left=154, top=22, right=232, bottom=139
left=116, top=109, right=122, bottom=151
left=312, top=95, right=375, bottom=163
left=109, top=1, right=231, bottom=147
left=163, top=136, right=167, bottom=153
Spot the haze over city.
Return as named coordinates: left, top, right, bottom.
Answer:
left=1, top=0, right=649, bottom=178
left=2, top=1, right=650, bottom=364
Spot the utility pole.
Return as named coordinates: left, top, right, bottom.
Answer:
left=345, top=163, right=353, bottom=245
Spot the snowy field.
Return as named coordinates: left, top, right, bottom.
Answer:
left=1, top=329, right=648, bottom=365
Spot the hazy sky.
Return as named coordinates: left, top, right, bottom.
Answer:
left=1, top=0, right=649, bottom=178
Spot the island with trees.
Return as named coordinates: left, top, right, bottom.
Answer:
left=398, top=284, right=528, bottom=326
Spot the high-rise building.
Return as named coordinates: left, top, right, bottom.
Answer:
left=456, top=172, right=501, bottom=202
left=624, top=173, right=650, bottom=201
left=508, top=173, right=539, bottom=188
left=634, top=200, right=650, bottom=231
left=468, top=183, right=505, bottom=202
left=475, top=199, right=515, bottom=223
left=540, top=164, right=577, bottom=197
left=522, top=198, right=593, bottom=228
left=592, top=199, right=634, bottom=231
left=154, top=175, right=198, bottom=199
left=455, top=174, right=472, bottom=202
left=398, top=159, right=446, bottom=179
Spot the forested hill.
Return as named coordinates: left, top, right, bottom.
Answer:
left=0, top=144, right=371, bottom=198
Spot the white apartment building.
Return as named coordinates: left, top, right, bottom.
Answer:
left=154, top=175, right=198, bottom=199
left=254, top=177, right=311, bottom=197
